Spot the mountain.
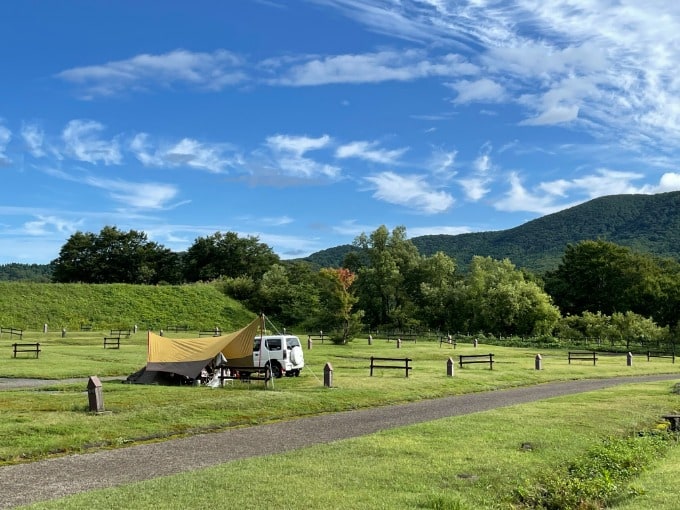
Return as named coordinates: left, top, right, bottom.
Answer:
left=301, top=191, right=680, bottom=273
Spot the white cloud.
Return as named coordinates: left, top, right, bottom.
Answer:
left=0, top=125, right=12, bottom=165
left=653, top=172, right=680, bottom=192
left=56, top=49, right=246, bottom=98
left=520, top=105, right=580, bottom=126
left=62, top=120, right=122, bottom=165
left=495, top=172, right=580, bottom=214
left=266, top=134, right=331, bottom=156
left=428, top=149, right=457, bottom=179
left=458, top=177, right=490, bottom=201
left=275, top=50, right=477, bottom=86
left=21, top=123, right=45, bottom=158
left=335, top=141, right=407, bottom=164
left=265, top=134, right=340, bottom=178
left=494, top=168, right=680, bottom=216
left=84, top=176, right=181, bottom=210
left=364, top=171, right=454, bottom=214
left=450, top=78, right=505, bottom=104
left=23, top=215, right=82, bottom=236
left=130, top=134, right=238, bottom=173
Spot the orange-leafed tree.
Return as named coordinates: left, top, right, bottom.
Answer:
left=318, top=267, right=363, bottom=344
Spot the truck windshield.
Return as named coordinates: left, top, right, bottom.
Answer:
left=286, top=337, right=301, bottom=349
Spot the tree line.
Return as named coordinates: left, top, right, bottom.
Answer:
left=46, top=225, right=680, bottom=345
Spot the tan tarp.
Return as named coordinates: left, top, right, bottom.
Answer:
left=144, top=316, right=261, bottom=379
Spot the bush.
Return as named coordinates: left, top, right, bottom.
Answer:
left=513, top=431, right=670, bottom=509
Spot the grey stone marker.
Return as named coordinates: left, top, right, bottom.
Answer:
left=368, top=334, right=373, bottom=346
left=307, top=336, right=313, bottom=350
left=535, top=354, right=543, bottom=370
left=61, top=327, right=66, bottom=338
left=43, top=323, right=47, bottom=334
left=323, top=362, right=333, bottom=388
left=397, top=338, right=402, bottom=349
left=627, top=352, right=633, bottom=366
left=87, top=376, right=104, bottom=413
left=473, top=338, right=478, bottom=348
left=446, top=357, right=455, bottom=377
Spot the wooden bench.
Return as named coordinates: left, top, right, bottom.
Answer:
left=166, top=325, right=189, bottom=333
left=217, top=366, right=272, bottom=386
left=439, top=335, right=457, bottom=348
left=199, top=330, right=221, bottom=337
left=568, top=351, right=598, bottom=365
left=79, top=325, right=93, bottom=331
left=110, top=329, right=131, bottom=338
left=1, top=327, right=23, bottom=340
left=12, top=342, right=40, bottom=358
left=103, top=336, right=121, bottom=349
left=369, top=356, right=412, bottom=377
left=307, top=333, right=327, bottom=344
left=647, top=351, right=675, bottom=363
left=459, top=353, right=494, bottom=369
left=662, top=414, right=680, bottom=431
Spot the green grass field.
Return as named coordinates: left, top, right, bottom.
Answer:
left=3, top=330, right=680, bottom=509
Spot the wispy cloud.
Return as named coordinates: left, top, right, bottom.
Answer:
left=21, top=123, right=46, bottom=158
left=335, top=140, right=407, bottom=164
left=130, top=134, right=239, bottom=173
left=274, top=50, right=477, bottom=86
left=265, top=134, right=340, bottom=178
left=496, top=169, right=680, bottom=215
left=23, top=215, right=82, bottom=236
left=84, top=175, right=183, bottom=210
left=62, top=120, right=122, bottom=165
left=364, top=171, right=453, bottom=214
left=0, top=124, right=12, bottom=166
left=318, top=1, right=680, bottom=148
left=56, top=49, right=246, bottom=98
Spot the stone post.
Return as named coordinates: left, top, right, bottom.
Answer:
left=43, top=323, right=48, bottom=334
left=368, top=334, right=373, bottom=346
left=61, top=327, right=66, bottom=338
left=307, top=336, right=313, bottom=350
left=159, top=329, right=164, bottom=337
left=87, top=376, right=104, bottom=413
left=397, top=338, right=402, bottom=349
left=627, top=352, right=633, bottom=367
left=446, top=357, right=455, bottom=377
left=323, top=362, right=333, bottom=388
left=134, top=324, right=138, bottom=334
left=473, top=338, right=478, bottom=348
left=535, top=354, right=543, bottom=370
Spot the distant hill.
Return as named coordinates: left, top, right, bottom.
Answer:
left=301, top=191, right=680, bottom=273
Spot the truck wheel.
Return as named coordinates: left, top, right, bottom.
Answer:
left=267, top=362, right=282, bottom=379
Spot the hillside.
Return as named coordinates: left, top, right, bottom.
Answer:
left=302, top=191, right=680, bottom=273
left=0, top=282, right=254, bottom=331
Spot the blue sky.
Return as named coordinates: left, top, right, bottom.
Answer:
left=2, top=0, right=680, bottom=265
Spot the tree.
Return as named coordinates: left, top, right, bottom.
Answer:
left=317, top=267, right=362, bottom=344
left=183, top=231, right=279, bottom=282
left=52, top=226, right=181, bottom=284
left=414, top=251, right=457, bottom=332
left=545, top=240, right=680, bottom=326
left=352, top=225, right=421, bottom=330
left=451, top=256, right=560, bottom=336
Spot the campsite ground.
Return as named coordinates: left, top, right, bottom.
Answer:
left=1, top=374, right=679, bottom=509
left=2, top=332, right=680, bottom=509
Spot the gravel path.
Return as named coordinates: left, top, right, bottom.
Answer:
left=1, top=374, right=678, bottom=508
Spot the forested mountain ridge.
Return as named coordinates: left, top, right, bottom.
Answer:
left=302, top=191, right=680, bottom=273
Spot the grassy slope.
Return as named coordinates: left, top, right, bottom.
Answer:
left=0, top=282, right=254, bottom=331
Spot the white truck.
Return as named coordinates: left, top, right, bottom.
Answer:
left=224, top=334, right=305, bottom=379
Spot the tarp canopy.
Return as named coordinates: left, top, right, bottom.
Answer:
left=143, top=316, right=261, bottom=379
